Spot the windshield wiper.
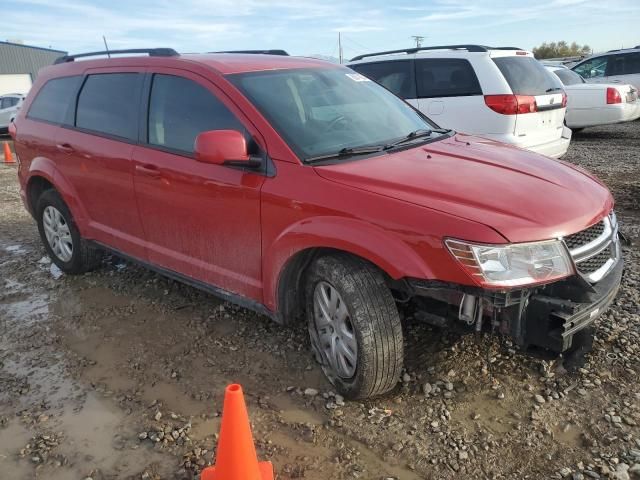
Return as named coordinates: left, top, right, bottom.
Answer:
left=545, top=87, right=563, bottom=93
left=306, top=145, right=385, bottom=163
left=384, top=129, right=433, bottom=149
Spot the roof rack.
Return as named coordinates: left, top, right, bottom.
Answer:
left=210, top=49, right=289, bottom=56
left=349, top=44, right=524, bottom=62
left=54, top=48, right=179, bottom=64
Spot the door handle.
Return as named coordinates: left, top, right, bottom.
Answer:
left=135, top=164, right=162, bottom=178
left=56, top=143, right=75, bottom=154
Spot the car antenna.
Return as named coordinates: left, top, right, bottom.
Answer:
left=103, top=35, right=111, bottom=58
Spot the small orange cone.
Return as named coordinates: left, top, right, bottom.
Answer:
left=3, top=142, right=15, bottom=164
left=201, top=384, right=273, bottom=480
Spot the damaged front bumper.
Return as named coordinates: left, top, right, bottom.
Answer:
left=407, top=238, right=624, bottom=353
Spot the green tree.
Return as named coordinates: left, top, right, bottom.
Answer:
left=532, top=41, right=591, bottom=59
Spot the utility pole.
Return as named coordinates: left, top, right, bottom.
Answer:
left=339, top=32, right=343, bottom=64
left=411, top=35, right=424, bottom=48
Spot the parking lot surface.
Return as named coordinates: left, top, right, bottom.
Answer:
left=1, top=122, right=639, bottom=480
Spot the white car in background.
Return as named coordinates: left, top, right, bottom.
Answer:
left=544, top=65, right=640, bottom=130
left=348, top=45, right=571, bottom=158
left=571, top=46, right=640, bottom=92
left=0, top=93, right=25, bottom=134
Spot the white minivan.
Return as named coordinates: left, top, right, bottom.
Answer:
left=348, top=45, right=571, bottom=158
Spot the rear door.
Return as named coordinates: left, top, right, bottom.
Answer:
left=131, top=69, right=265, bottom=301
left=414, top=58, right=484, bottom=133
left=605, top=52, right=640, bottom=91
left=56, top=68, right=147, bottom=258
left=492, top=55, right=566, bottom=145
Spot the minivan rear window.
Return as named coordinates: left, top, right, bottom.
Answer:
left=76, top=73, right=142, bottom=140
left=493, top=57, right=563, bottom=96
left=27, top=76, right=81, bottom=124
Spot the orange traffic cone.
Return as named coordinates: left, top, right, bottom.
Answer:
left=3, top=142, right=15, bottom=164
left=201, top=384, right=273, bottom=480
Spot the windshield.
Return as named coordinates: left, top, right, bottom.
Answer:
left=493, top=57, right=564, bottom=95
left=552, top=68, right=585, bottom=85
left=229, top=67, right=438, bottom=161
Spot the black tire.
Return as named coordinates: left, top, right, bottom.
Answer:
left=305, top=253, right=404, bottom=399
left=36, top=189, right=102, bottom=274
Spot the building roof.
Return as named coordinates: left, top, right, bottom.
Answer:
left=0, top=40, right=67, bottom=54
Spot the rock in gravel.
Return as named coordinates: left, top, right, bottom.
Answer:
left=304, top=388, right=319, bottom=397
left=422, top=383, right=433, bottom=396
left=445, top=382, right=454, bottom=391
left=154, top=411, right=162, bottom=421
left=613, top=464, right=630, bottom=480
left=535, top=394, right=546, bottom=404
left=559, top=467, right=572, bottom=477
left=459, top=451, right=469, bottom=460
left=402, top=373, right=411, bottom=383
left=138, top=432, right=148, bottom=440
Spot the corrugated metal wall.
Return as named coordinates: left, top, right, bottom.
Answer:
left=0, top=41, right=67, bottom=80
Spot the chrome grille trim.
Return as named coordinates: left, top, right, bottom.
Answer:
left=563, top=213, right=619, bottom=283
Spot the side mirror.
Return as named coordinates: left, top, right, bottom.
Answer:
left=194, top=130, right=260, bottom=168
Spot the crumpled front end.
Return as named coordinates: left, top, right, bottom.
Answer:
left=405, top=212, right=624, bottom=352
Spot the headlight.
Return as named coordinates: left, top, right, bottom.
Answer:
left=445, top=238, right=574, bottom=288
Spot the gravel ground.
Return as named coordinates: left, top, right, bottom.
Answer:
left=0, top=122, right=639, bottom=480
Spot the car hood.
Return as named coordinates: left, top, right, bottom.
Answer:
left=313, top=133, right=613, bottom=243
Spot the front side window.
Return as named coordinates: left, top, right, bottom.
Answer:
left=415, top=58, right=482, bottom=98
left=552, top=68, right=585, bottom=86
left=573, top=56, right=608, bottom=79
left=350, top=60, right=416, bottom=98
left=229, top=67, right=438, bottom=161
left=76, top=73, right=141, bottom=140
left=27, top=76, right=82, bottom=124
left=148, top=74, right=244, bottom=154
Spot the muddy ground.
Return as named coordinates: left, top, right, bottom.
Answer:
left=1, top=122, right=639, bottom=480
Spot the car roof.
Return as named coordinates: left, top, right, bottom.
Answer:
left=348, top=46, right=533, bottom=64
left=42, top=52, right=337, bottom=77
left=575, top=46, right=640, bottom=63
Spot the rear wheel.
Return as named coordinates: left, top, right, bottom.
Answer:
left=36, top=189, right=102, bottom=274
left=305, top=254, right=404, bottom=399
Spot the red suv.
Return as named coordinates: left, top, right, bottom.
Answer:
left=11, top=48, right=623, bottom=398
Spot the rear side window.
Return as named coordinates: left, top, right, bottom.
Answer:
left=147, top=74, right=244, bottom=154
left=415, top=59, right=482, bottom=98
left=27, top=76, right=81, bottom=124
left=493, top=57, right=563, bottom=95
left=76, top=73, right=142, bottom=140
left=607, top=53, right=640, bottom=76
left=349, top=61, right=416, bottom=98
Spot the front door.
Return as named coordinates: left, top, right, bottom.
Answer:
left=132, top=70, right=265, bottom=301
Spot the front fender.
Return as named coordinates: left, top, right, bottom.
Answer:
left=263, top=216, right=433, bottom=311
left=27, top=157, right=89, bottom=234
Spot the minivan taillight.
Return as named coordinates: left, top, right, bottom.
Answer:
left=561, top=92, right=567, bottom=108
left=606, top=87, right=622, bottom=104
left=484, top=94, right=538, bottom=115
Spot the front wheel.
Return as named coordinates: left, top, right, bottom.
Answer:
left=36, top=189, right=103, bottom=274
left=305, top=254, right=404, bottom=399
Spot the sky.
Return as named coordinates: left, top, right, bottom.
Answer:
left=4, top=0, right=639, bottom=60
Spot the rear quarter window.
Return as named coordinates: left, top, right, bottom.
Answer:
left=27, top=76, right=82, bottom=124
left=493, top=57, right=563, bottom=95
left=76, top=73, right=142, bottom=140
left=350, top=60, right=416, bottom=99
left=415, top=58, right=482, bottom=98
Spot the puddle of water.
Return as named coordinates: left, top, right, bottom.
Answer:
left=0, top=421, right=32, bottom=480
left=452, top=392, right=521, bottom=434
left=0, top=294, right=49, bottom=325
left=189, top=418, right=220, bottom=442
left=553, top=423, right=582, bottom=447
left=272, top=394, right=326, bottom=426
left=142, top=382, right=207, bottom=417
